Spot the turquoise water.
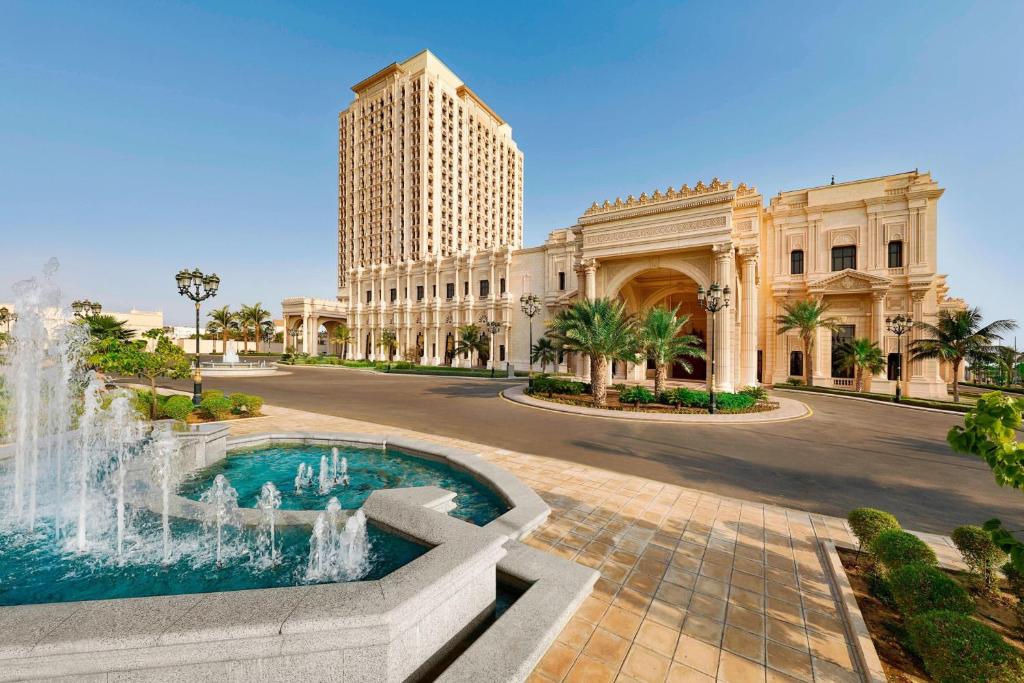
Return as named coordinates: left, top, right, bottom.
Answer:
left=177, top=444, right=510, bottom=525
left=0, top=511, right=426, bottom=607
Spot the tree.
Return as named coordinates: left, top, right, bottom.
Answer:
left=91, top=331, right=192, bottom=419
left=379, top=328, right=398, bottom=361
left=530, top=337, right=558, bottom=373
left=451, top=324, right=487, bottom=367
left=638, top=305, right=706, bottom=396
left=836, top=338, right=885, bottom=393
left=239, top=303, right=272, bottom=353
left=207, top=306, right=238, bottom=354
left=548, top=298, right=638, bottom=407
left=775, top=299, right=840, bottom=386
left=332, top=324, right=352, bottom=359
left=992, top=345, right=1023, bottom=387
left=911, top=308, right=1017, bottom=402
left=83, top=314, right=135, bottom=341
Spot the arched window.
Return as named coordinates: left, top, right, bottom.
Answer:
left=789, top=351, right=804, bottom=377
left=831, top=246, right=857, bottom=271
left=888, top=241, right=904, bottom=268
left=790, top=250, right=804, bottom=275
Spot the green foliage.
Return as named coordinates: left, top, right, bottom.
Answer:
left=199, top=394, right=233, bottom=420
left=662, top=387, right=710, bottom=408
left=775, top=299, right=841, bottom=385
left=889, top=563, right=974, bottom=617
left=952, top=525, right=1007, bottom=592
left=529, top=375, right=587, bottom=396
left=785, top=377, right=804, bottom=386
left=162, top=395, right=195, bottom=421
left=238, top=303, right=273, bottom=352
left=907, top=610, right=1024, bottom=683
left=131, top=389, right=159, bottom=418
left=619, top=385, right=655, bottom=405
left=836, top=337, right=885, bottom=392
left=530, top=337, right=559, bottom=373
left=716, top=393, right=755, bottom=410
left=870, top=529, right=937, bottom=573
left=739, top=385, right=768, bottom=402
left=847, top=508, right=901, bottom=550
left=637, top=305, right=705, bottom=394
left=83, top=314, right=135, bottom=341
left=229, top=393, right=263, bottom=415
left=201, top=389, right=224, bottom=401
left=90, top=333, right=192, bottom=419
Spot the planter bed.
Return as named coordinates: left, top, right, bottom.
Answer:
left=525, top=390, right=778, bottom=415
left=774, top=384, right=974, bottom=413
left=837, top=547, right=1024, bottom=682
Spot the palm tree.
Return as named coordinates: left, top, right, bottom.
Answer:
left=239, top=303, right=272, bottom=353
left=638, top=305, right=707, bottom=396
left=207, top=306, right=237, bottom=354
left=379, top=328, right=398, bottom=361
left=775, top=299, right=841, bottom=386
left=992, top=345, right=1023, bottom=386
left=910, top=307, right=1017, bottom=402
left=83, top=314, right=135, bottom=341
left=451, top=324, right=488, bottom=367
left=836, top=338, right=885, bottom=393
left=548, top=298, right=638, bottom=407
left=332, top=324, right=352, bottom=359
left=530, top=337, right=559, bottom=373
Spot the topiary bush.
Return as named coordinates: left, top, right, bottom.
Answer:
left=200, top=394, right=233, bottom=420
left=229, top=393, right=263, bottom=415
left=907, top=610, right=1024, bottom=683
left=162, top=395, right=195, bottom=421
left=529, top=375, right=586, bottom=396
left=848, top=508, right=901, bottom=550
left=870, top=529, right=938, bottom=573
left=889, top=563, right=974, bottom=617
left=952, top=525, right=1007, bottom=593
left=201, top=389, right=224, bottom=401
left=620, top=385, right=655, bottom=406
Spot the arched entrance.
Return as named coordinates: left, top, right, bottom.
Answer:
left=615, top=267, right=708, bottom=382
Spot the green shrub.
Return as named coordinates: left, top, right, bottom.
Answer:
left=390, top=361, right=414, bottom=370
left=716, top=393, right=756, bottom=411
left=662, top=387, right=710, bottom=408
left=848, top=508, right=901, bottom=550
left=530, top=375, right=586, bottom=396
left=199, top=394, right=233, bottom=420
left=739, top=385, right=768, bottom=402
left=611, top=383, right=628, bottom=393
left=131, top=390, right=161, bottom=418
left=201, top=389, right=224, bottom=401
left=785, top=377, right=804, bottom=386
left=162, top=395, right=195, bottom=421
left=952, top=525, right=1006, bottom=592
left=620, top=386, right=655, bottom=405
left=870, top=529, right=938, bottom=573
left=889, top=563, right=974, bottom=617
left=907, top=610, right=1024, bottom=683
left=229, top=393, right=264, bottom=415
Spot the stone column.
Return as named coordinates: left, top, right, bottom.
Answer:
left=585, top=261, right=597, bottom=300
left=713, top=244, right=735, bottom=393
left=312, top=316, right=320, bottom=356
left=872, top=292, right=888, bottom=383
left=282, top=316, right=288, bottom=354
left=739, top=249, right=759, bottom=387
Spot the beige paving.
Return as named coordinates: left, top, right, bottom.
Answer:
left=228, top=404, right=865, bottom=683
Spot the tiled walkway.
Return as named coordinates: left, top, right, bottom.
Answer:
left=229, top=405, right=866, bottom=682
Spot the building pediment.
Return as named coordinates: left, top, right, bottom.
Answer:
left=808, top=269, right=891, bottom=294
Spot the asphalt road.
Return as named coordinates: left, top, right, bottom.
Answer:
left=149, top=365, right=1024, bottom=534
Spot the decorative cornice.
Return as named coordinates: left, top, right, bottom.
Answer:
left=582, top=215, right=728, bottom=247
left=581, top=178, right=758, bottom=218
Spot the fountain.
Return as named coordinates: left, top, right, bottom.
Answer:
left=199, top=339, right=279, bottom=377
left=256, top=481, right=282, bottom=564
left=198, top=473, right=240, bottom=566
left=306, top=497, right=369, bottom=582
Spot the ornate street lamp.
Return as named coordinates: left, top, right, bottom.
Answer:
left=520, top=293, right=541, bottom=374
left=886, top=314, right=914, bottom=403
left=70, top=299, right=102, bottom=318
left=479, top=314, right=504, bottom=377
left=176, top=268, right=220, bottom=405
left=0, top=307, right=16, bottom=333
left=696, top=282, right=731, bottom=415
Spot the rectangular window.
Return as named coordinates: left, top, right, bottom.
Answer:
left=464, top=281, right=469, bottom=296
left=499, top=344, right=505, bottom=362
left=446, top=283, right=455, bottom=299
left=831, top=246, right=857, bottom=271
left=416, top=285, right=424, bottom=301
left=790, top=250, right=804, bottom=275
left=366, top=290, right=373, bottom=303
left=888, top=241, right=903, bottom=268
left=480, top=279, right=489, bottom=297
left=390, top=288, right=397, bottom=303
left=432, top=284, right=437, bottom=298
left=789, top=351, right=803, bottom=377
left=500, top=277, right=506, bottom=294
left=558, top=271, right=566, bottom=290
left=831, top=324, right=856, bottom=378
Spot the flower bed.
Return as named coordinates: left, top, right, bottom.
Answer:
left=130, top=388, right=265, bottom=424
left=525, top=387, right=778, bottom=415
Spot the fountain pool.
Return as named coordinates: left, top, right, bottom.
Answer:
left=177, top=443, right=510, bottom=525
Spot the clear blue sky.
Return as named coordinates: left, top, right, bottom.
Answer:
left=2, top=1, right=1021, bottom=333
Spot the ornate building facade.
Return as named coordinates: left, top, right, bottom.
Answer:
left=284, top=52, right=962, bottom=399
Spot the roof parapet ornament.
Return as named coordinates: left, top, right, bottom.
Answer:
left=582, top=178, right=750, bottom=215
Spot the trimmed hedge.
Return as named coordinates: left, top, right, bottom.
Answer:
left=162, top=395, right=195, bottom=421
left=620, top=386, right=655, bottom=405
left=529, top=375, right=587, bottom=396
left=848, top=508, right=901, bottom=549
left=870, top=529, right=937, bottom=573
left=951, top=525, right=1006, bottom=591
left=907, top=610, right=1024, bottom=683
left=199, top=394, right=233, bottom=420
left=229, top=393, right=263, bottom=415
left=660, top=387, right=755, bottom=411
left=889, top=563, right=974, bottom=617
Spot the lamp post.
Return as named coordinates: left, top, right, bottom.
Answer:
left=289, top=329, right=300, bottom=354
left=0, top=307, right=16, bottom=333
left=696, top=282, right=731, bottom=415
left=479, top=315, right=504, bottom=377
left=70, top=300, right=102, bottom=319
left=520, top=293, right=541, bottom=374
left=175, top=268, right=220, bottom=405
left=886, top=314, right=913, bottom=403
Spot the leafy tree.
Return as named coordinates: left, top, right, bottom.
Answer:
left=638, top=305, right=706, bottom=396
left=379, top=328, right=398, bottom=361
left=992, top=345, right=1023, bottom=387
left=775, top=299, right=840, bottom=386
left=548, top=298, right=638, bottom=407
left=83, top=314, right=135, bottom=341
left=239, top=303, right=272, bottom=353
left=836, top=337, right=885, bottom=393
left=91, top=331, right=192, bottom=419
left=530, top=337, right=558, bottom=373
left=207, top=306, right=238, bottom=354
left=451, top=324, right=487, bottom=367
left=948, top=391, right=1024, bottom=570
left=332, top=324, right=352, bottom=359
left=912, top=307, right=1016, bottom=402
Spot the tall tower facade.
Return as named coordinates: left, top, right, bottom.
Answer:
left=338, top=50, right=524, bottom=296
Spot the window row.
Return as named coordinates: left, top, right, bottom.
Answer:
left=789, top=241, right=904, bottom=274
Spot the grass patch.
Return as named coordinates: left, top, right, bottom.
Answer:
left=773, top=383, right=974, bottom=413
